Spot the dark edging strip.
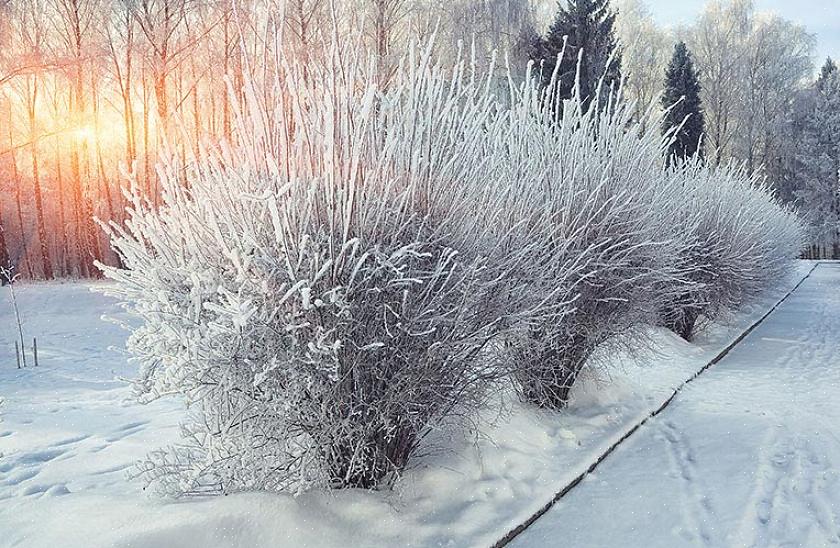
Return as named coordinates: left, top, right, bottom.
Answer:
left=491, top=262, right=822, bottom=548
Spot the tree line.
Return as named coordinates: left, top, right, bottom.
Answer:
left=0, top=0, right=837, bottom=283
left=0, top=0, right=537, bottom=282
left=616, top=0, right=837, bottom=256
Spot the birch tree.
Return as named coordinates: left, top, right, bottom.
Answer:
left=615, top=0, right=671, bottom=116
left=795, top=59, right=840, bottom=256
left=687, top=0, right=751, bottom=165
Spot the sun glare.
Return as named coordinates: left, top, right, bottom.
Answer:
left=73, top=126, right=96, bottom=145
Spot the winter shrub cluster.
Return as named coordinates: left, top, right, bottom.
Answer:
left=99, top=44, right=804, bottom=496
left=498, top=76, right=694, bottom=409
left=659, top=161, right=805, bottom=339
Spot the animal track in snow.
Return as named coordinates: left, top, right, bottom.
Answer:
left=658, top=419, right=719, bottom=546
left=0, top=437, right=89, bottom=499
left=737, top=429, right=840, bottom=547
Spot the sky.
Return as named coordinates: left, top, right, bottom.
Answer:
left=645, top=0, right=840, bottom=68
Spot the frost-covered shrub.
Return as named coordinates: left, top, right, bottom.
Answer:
left=660, top=161, right=805, bottom=340
left=496, top=73, right=693, bottom=409
left=496, top=65, right=803, bottom=405
left=99, top=37, right=804, bottom=495
left=99, top=47, right=571, bottom=495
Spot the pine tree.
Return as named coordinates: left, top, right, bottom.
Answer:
left=661, top=41, right=705, bottom=162
left=538, top=0, right=622, bottom=107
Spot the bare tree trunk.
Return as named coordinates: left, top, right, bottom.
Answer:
left=123, top=6, right=137, bottom=164
left=154, top=68, right=167, bottom=132
left=375, top=0, right=389, bottom=86
left=142, top=66, right=153, bottom=199
left=79, top=128, right=103, bottom=273
left=109, top=3, right=137, bottom=166
left=92, top=75, right=119, bottom=269
left=6, top=105, right=33, bottom=278
left=191, top=56, right=201, bottom=157
left=67, top=34, right=91, bottom=278
left=52, top=135, right=68, bottom=276
left=93, top=87, right=115, bottom=226
left=70, top=146, right=89, bottom=277
left=0, top=205, right=10, bottom=273
left=27, top=78, right=53, bottom=279
left=222, top=0, right=232, bottom=142
left=48, top=87, right=68, bottom=277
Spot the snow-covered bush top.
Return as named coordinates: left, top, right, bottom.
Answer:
left=659, top=159, right=805, bottom=339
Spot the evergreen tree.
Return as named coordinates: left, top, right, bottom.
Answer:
left=516, top=23, right=546, bottom=77
left=538, top=0, right=622, bottom=107
left=661, top=41, right=705, bottom=162
left=513, top=24, right=545, bottom=81
left=817, top=57, right=838, bottom=92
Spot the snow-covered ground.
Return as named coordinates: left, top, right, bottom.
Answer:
left=513, top=262, right=840, bottom=547
left=0, top=262, right=827, bottom=547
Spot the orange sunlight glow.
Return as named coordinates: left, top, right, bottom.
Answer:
left=73, top=125, right=96, bottom=145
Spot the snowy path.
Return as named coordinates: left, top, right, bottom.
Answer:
left=511, top=262, right=840, bottom=548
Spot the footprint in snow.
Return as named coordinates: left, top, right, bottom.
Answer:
left=105, top=421, right=149, bottom=442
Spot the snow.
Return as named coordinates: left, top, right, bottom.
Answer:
left=0, top=262, right=825, bottom=547
left=512, top=261, right=840, bottom=547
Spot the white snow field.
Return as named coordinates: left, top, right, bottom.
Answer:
left=0, top=261, right=831, bottom=547
left=512, top=261, right=840, bottom=548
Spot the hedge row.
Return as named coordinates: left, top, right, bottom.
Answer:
left=100, top=45, right=804, bottom=495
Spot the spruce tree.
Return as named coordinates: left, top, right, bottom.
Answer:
left=516, top=23, right=546, bottom=76
left=662, top=41, right=705, bottom=162
left=817, top=57, right=838, bottom=92
left=539, top=0, right=622, bottom=107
